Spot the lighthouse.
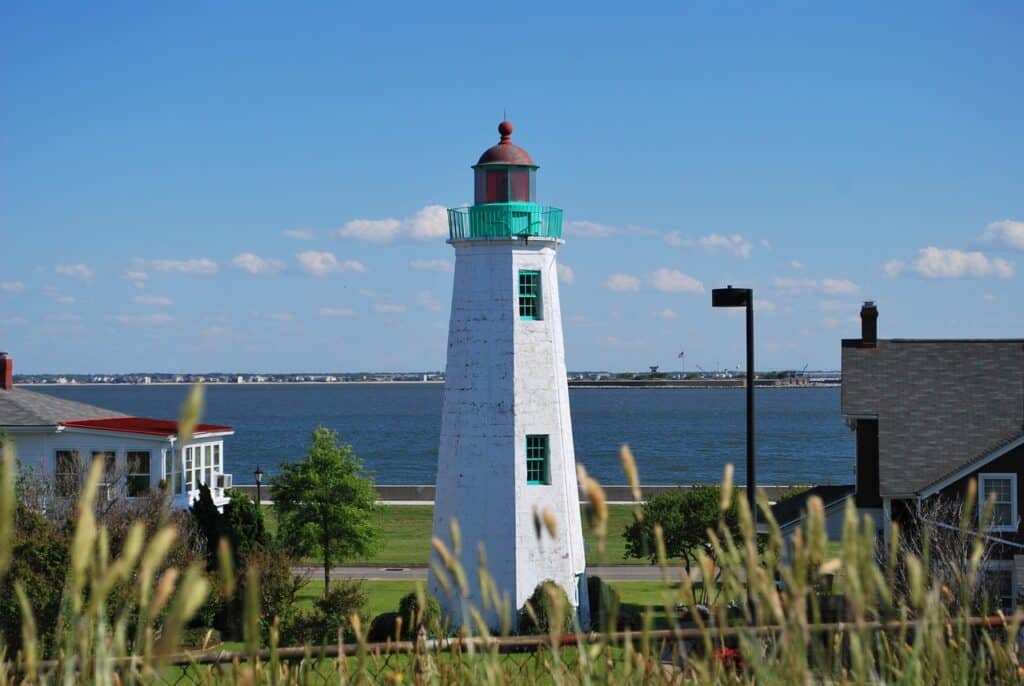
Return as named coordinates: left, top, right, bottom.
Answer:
left=429, top=121, right=587, bottom=631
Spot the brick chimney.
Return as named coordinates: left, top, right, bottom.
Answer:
left=860, top=302, right=878, bottom=347
left=0, top=352, right=12, bottom=391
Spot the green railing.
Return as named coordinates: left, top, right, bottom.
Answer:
left=447, top=203, right=563, bottom=240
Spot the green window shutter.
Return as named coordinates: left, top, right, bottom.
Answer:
left=526, top=434, right=550, bottom=485
left=518, top=270, right=542, bottom=320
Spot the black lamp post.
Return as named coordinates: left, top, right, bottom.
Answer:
left=254, top=465, right=263, bottom=506
left=711, top=286, right=756, bottom=527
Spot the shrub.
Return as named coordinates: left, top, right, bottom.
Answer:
left=180, top=627, right=222, bottom=649
left=367, top=612, right=402, bottom=643
left=0, top=508, right=69, bottom=656
left=279, top=581, right=367, bottom=646
left=586, top=575, right=621, bottom=632
left=518, top=581, right=573, bottom=635
left=224, top=547, right=306, bottom=640
left=222, top=488, right=269, bottom=558
left=398, top=590, right=441, bottom=638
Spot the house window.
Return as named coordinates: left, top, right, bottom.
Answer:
left=518, top=271, right=542, bottom=320
left=165, top=449, right=183, bottom=494
left=979, top=473, right=1017, bottom=531
left=526, top=435, right=550, bottom=485
left=184, top=447, right=193, bottom=492
left=127, top=451, right=151, bottom=497
left=55, top=450, right=81, bottom=497
left=93, top=450, right=117, bottom=500
left=205, top=445, right=213, bottom=487
left=988, top=567, right=1014, bottom=612
left=213, top=444, right=221, bottom=483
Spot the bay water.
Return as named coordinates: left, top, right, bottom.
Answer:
left=32, top=384, right=853, bottom=486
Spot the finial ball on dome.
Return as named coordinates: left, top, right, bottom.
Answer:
left=498, top=120, right=514, bottom=140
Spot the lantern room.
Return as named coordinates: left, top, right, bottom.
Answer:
left=448, top=121, right=562, bottom=241
left=473, top=121, right=538, bottom=204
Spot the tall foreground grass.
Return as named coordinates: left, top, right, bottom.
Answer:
left=2, top=428, right=1024, bottom=683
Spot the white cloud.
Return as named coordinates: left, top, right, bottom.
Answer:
left=124, top=270, right=148, bottom=288
left=262, top=312, right=294, bottom=322
left=338, top=204, right=449, bottom=243
left=663, top=231, right=691, bottom=247
left=758, top=299, right=778, bottom=313
left=320, top=307, right=356, bottom=317
left=656, top=308, right=678, bottom=320
left=774, top=277, right=858, bottom=294
left=147, top=258, right=218, bottom=275
left=373, top=303, right=406, bottom=313
left=760, top=239, right=773, bottom=250
left=820, top=278, right=859, bottom=295
left=406, top=205, right=449, bottom=240
left=56, top=295, right=75, bottom=304
left=910, top=247, right=1013, bottom=279
left=565, top=220, right=619, bottom=237
left=232, top=253, right=285, bottom=275
left=339, top=218, right=402, bottom=243
left=790, top=260, right=804, bottom=270
left=409, top=258, right=454, bottom=273
left=0, top=281, right=25, bottom=292
left=557, top=264, right=575, bottom=284
left=606, top=273, right=641, bottom=292
left=416, top=290, right=442, bottom=311
left=109, top=313, right=174, bottom=325
left=297, top=251, right=364, bottom=276
left=699, top=233, right=753, bottom=258
left=132, top=294, right=173, bottom=306
left=282, top=228, right=316, bottom=241
left=883, top=260, right=904, bottom=279
left=56, top=263, right=93, bottom=280
left=976, top=220, right=1024, bottom=250
left=650, top=268, right=704, bottom=293
left=48, top=313, right=82, bottom=322
left=983, top=293, right=997, bottom=302
left=564, top=220, right=659, bottom=238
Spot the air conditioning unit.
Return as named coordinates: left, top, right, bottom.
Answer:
left=216, top=473, right=233, bottom=489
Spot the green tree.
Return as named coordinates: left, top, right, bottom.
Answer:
left=622, top=485, right=740, bottom=603
left=271, top=427, right=380, bottom=593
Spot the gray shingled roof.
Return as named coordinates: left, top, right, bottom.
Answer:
left=842, top=339, right=1024, bottom=497
left=0, top=387, right=127, bottom=426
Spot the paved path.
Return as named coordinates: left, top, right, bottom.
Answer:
left=292, top=565, right=697, bottom=582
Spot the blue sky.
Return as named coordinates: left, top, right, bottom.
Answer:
left=2, top=1, right=1022, bottom=374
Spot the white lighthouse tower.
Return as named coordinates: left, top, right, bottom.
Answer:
left=429, top=121, right=587, bottom=631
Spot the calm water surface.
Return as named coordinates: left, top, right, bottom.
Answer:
left=34, top=384, right=853, bottom=486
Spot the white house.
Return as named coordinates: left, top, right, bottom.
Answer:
left=0, top=353, right=234, bottom=509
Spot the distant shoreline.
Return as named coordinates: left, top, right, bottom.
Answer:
left=21, top=379, right=839, bottom=389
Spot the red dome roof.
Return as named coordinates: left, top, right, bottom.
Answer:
left=474, top=120, right=537, bottom=167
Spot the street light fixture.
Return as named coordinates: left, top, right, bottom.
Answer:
left=254, top=465, right=264, bottom=506
left=711, top=285, right=756, bottom=528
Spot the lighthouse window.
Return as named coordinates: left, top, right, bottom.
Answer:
left=526, top=435, right=550, bottom=485
left=518, top=270, right=542, bottom=320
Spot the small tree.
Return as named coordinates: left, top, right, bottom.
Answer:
left=272, top=427, right=380, bottom=593
left=623, top=485, right=740, bottom=604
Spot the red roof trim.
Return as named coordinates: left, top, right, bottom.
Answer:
left=61, top=417, right=233, bottom=437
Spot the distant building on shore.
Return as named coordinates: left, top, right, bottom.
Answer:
left=0, top=352, right=234, bottom=510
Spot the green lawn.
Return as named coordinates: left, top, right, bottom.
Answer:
left=295, top=579, right=690, bottom=630
left=297, top=580, right=418, bottom=620
left=264, top=504, right=649, bottom=567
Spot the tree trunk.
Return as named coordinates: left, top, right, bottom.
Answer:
left=323, top=535, right=331, bottom=595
